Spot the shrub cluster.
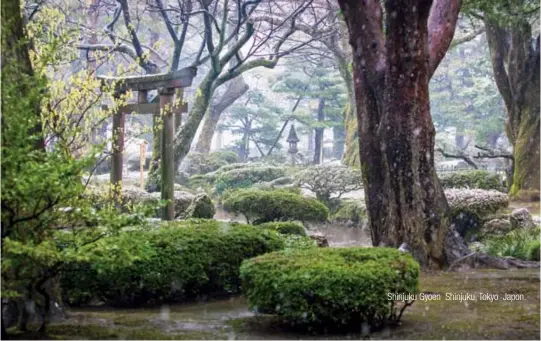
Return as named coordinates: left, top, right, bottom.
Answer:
left=257, top=221, right=307, bottom=236
left=61, top=220, right=284, bottom=306
left=215, top=166, right=286, bottom=194
left=439, top=170, right=504, bottom=191
left=240, top=247, right=419, bottom=327
left=223, top=189, right=329, bottom=224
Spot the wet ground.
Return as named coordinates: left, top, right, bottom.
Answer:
left=10, top=269, right=539, bottom=340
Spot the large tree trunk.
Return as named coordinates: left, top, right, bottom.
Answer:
left=195, top=76, right=249, bottom=153
left=313, top=98, right=325, bottom=164
left=338, top=0, right=462, bottom=268
left=485, top=17, right=540, bottom=199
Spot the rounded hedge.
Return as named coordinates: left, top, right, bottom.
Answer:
left=240, top=247, right=419, bottom=327
left=222, top=189, right=329, bottom=224
left=215, top=166, right=286, bottom=193
left=62, top=220, right=284, bottom=306
left=439, top=170, right=503, bottom=191
left=257, top=221, right=307, bottom=236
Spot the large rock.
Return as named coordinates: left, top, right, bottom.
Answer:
left=510, top=208, right=535, bottom=230
left=309, top=233, right=329, bottom=247
left=183, top=193, right=215, bottom=219
left=126, top=152, right=151, bottom=171
left=445, top=189, right=509, bottom=240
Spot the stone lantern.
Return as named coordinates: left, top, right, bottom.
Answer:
left=287, top=124, right=299, bottom=164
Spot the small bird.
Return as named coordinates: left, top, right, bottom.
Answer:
left=398, top=243, right=410, bottom=253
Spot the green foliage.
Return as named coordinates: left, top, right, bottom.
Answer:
left=331, top=200, right=366, bottom=226
left=278, top=234, right=317, bottom=250
left=1, top=5, right=150, bottom=312
left=215, top=166, right=286, bottom=194
left=240, top=247, right=419, bottom=327
left=257, top=222, right=307, bottom=236
left=439, top=170, right=503, bottom=190
left=223, top=189, right=329, bottom=224
left=61, top=220, right=285, bottom=306
left=481, top=226, right=541, bottom=261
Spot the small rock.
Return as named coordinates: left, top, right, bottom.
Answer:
left=510, top=208, right=535, bottom=230
left=309, top=233, right=329, bottom=247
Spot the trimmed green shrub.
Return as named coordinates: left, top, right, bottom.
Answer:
left=62, top=220, right=284, bottom=306
left=482, top=226, right=540, bottom=260
left=215, top=166, right=286, bottom=193
left=178, top=152, right=241, bottom=185
left=331, top=200, right=366, bottom=226
left=240, top=247, right=419, bottom=327
left=257, top=222, right=307, bottom=236
left=439, top=170, right=503, bottom=191
left=445, top=189, right=509, bottom=240
left=223, top=189, right=329, bottom=224
left=279, top=234, right=317, bottom=250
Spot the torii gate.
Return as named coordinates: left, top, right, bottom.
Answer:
left=98, top=66, right=197, bottom=220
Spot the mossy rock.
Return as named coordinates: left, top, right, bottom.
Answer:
left=445, top=189, right=509, bottom=240
left=240, top=247, right=419, bottom=327
left=183, top=193, right=215, bottom=219
left=331, top=199, right=366, bottom=227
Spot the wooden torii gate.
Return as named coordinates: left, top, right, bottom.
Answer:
left=98, top=67, right=197, bottom=220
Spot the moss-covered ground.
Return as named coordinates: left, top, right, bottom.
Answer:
left=10, top=269, right=539, bottom=340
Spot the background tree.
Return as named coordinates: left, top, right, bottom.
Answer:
left=464, top=0, right=540, bottom=197
left=220, top=89, right=284, bottom=159
left=272, top=59, right=347, bottom=163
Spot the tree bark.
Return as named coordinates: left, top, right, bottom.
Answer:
left=485, top=17, right=540, bottom=198
left=195, top=76, right=249, bottom=153
left=338, top=0, right=462, bottom=268
left=313, top=98, right=325, bottom=164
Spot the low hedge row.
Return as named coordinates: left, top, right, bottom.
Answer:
left=61, top=220, right=284, bottom=306
left=439, top=170, right=503, bottom=191
left=223, top=189, right=329, bottom=224
left=215, top=166, right=286, bottom=194
left=240, top=247, right=419, bottom=327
